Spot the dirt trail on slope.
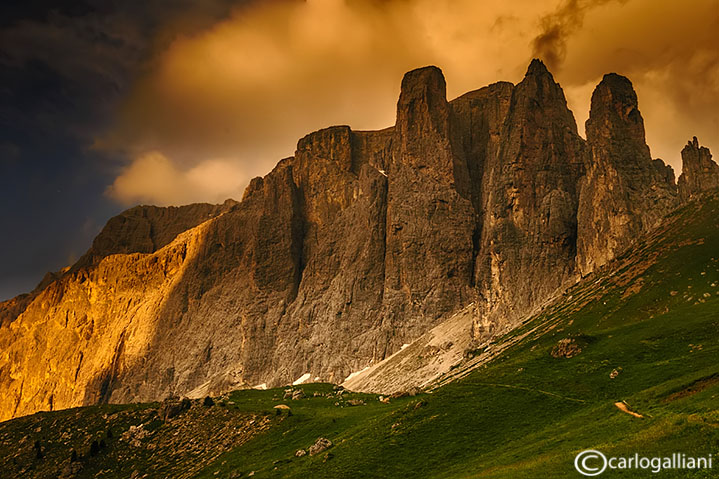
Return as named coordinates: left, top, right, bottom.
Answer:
left=615, top=401, right=644, bottom=418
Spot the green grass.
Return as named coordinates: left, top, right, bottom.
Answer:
left=2, top=194, right=719, bottom=478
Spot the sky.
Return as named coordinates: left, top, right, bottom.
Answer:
left=1, top=0, right=718, bottom=301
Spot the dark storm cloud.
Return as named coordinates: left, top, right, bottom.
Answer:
left=0, top=0, right=248, bottom=300
left=0, top=0, right=247, bottom=145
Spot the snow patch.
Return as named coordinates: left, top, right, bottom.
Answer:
left=292, top=373, right=311, bottom=385
left=344, top=366, right=371, bottom=383
left=254, top=383, right=267, bottom=390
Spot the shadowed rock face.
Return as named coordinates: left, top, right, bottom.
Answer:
left=678, top=137, right=719, bottom=200
left=473, top=59, right=586, bottom=334
left=384, top=66, right=476, bottom=329
left=0, top=61, right=713, bottom=420
left=577, top=73, right=677, bottom=275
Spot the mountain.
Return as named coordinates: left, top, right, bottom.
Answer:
left=2, top=191, right=718, bottom=478
left=2, top=59, right=719, bottom=422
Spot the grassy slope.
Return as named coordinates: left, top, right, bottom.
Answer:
left=2, top=194, right=719, bottom=478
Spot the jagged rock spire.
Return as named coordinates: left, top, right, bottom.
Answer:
left=393, top=66, right=455, bottom=180
left=678, top=137, right=719, bottom=200
left=577, top=72, right=677, bottom=275
left=473, top=58, right=586, bottom=329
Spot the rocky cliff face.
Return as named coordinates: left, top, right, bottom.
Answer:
left=1, top=60, right=714, bottom=421
left=383, top=66, right=475, bottom=336
left=576, top=73, right=678, bottom=275
left=678, top=137, right=719, bottom=200
left=473, top=60, right=586, bottom=335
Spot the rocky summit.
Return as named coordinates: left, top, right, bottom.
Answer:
left=577, top=73, right=677, bottom=274
left=678, top=136, right=719, bottom=200
left=2, top=60, right=719, bottom=421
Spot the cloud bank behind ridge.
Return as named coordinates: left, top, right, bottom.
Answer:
left=98, top=0, right=719, bottom=206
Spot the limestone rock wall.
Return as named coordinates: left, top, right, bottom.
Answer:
left=1, top=60, right=714, bottom=421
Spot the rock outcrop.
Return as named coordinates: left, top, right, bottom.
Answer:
left=577, top=73, right=677, bottom=274
left=76, top=200, right=238, bottom=269
left=473, top=59, right=586, bottom=334
left=1, top=60, right=714, bottom=421
left=678, top=137, right=719, bottom=200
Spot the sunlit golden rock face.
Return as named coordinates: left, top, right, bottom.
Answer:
left=0, top=61, right=713, bottom=421
left=0, top=223, right=206, bottom=421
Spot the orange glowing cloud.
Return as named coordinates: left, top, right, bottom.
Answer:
left=101, top=0, right=719, bottom=206
left=107, top=151, right=245, bottom=206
